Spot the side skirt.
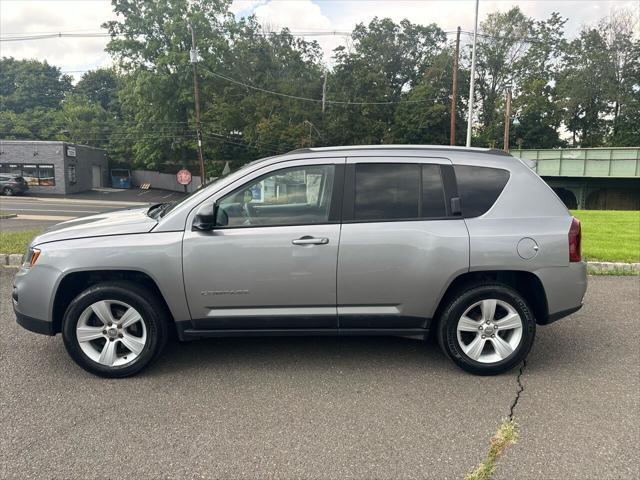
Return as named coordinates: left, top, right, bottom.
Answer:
left=176, top=323, right=429, bottom=341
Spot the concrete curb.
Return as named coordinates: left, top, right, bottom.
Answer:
left=1, top=253, right=638, bottom=274
left=587, top=262, right=640, bottom=275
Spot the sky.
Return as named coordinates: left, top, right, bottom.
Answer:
left=1, top=0, right=638, bottom=80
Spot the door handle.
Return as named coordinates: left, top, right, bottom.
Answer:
left=292, top=236, right=329, bottom=246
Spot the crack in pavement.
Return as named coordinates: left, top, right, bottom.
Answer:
left=508, top=359, right=527, bottom=421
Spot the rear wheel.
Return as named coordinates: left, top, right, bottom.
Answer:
left=62, top=282, right=168, bottom=377
left=436, top=284, right=535, bottom=375
left=3, top=187, right=14, bottom=196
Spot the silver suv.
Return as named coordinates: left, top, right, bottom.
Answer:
left=13, top=146, right=587, bottom=377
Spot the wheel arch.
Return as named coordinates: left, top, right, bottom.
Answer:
left=433, top=270, right=549, bottom=327
left=52, top=270, right=175, bottom=335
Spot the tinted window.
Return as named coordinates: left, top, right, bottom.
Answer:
left=454, top=165, right=510, bottom=217
left=355, top=164, right=419, bottom=220
left=421, top=164, right=447, bottom=217
left=217, top=164, right=335, bottom=227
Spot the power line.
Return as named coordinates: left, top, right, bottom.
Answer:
left=0, top=29, right=464, bottom=43
left=0, top=30, right=354, bottom=43
left=199, top=65, right=434, bottom=106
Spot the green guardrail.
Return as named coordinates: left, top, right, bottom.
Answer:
left=510, top=147, right=640, bottom=178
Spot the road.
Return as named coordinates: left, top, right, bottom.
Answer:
left=0, top=273, right=638, bottom=479
left=0, top=189, right=185, bottom=231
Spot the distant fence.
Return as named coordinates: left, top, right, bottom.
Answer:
left=131, top=170, right=202, bottom=193
left=511, top=147, right=640, bottom=178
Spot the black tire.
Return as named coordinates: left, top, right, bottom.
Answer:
left=62, top=281, right=168, bottom=378
left=436, top=283, right=535, bottom=375
left=3, top=187, right=13, bottom=196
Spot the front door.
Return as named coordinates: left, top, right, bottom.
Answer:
left=182, top=159, right=344, bottom=331
left=92, top=165, right=102, bottom=188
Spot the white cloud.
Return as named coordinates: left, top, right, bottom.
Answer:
left=0, top=0, right=116, bottom=79
left=230, top=0, right=267, bottom=16
left=1, top=0, right=637, bottom=77
left=250, top=0, right=343, bottom=65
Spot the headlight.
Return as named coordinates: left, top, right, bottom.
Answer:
left=23, top=247, right=41, bottom=268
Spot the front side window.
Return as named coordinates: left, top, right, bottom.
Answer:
left=217, top=164, right=335, bottom=227
left=353, top=163, right=447, bottom=221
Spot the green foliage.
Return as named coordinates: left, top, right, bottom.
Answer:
left=0, top=58, right=72, bottom=113
left=465, top=419, right=519, bottom=480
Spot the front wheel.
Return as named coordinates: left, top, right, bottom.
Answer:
left=62, top=282, right=168, bottom=377
left=3, top=187, right=14, bottom=196
left=436, top=284, right=535, bottom=375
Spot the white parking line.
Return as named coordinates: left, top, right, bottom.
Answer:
left=15, top=214, right=75, bottom=221
left=2, top=208, right=100, bottom=213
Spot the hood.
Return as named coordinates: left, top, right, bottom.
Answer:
left=31, top=207, right=158, bottom=246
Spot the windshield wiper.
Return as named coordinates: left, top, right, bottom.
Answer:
left=147, top=202, right=171, bottom=219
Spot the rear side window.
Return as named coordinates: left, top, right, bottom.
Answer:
left=353, top=163, right=447, bottom=221
left=454, top=165, right=510, bottom=218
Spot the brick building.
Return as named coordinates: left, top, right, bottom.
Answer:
left=0, top=140, right=109, bottom=194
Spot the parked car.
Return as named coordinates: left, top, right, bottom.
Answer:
left=0, top=174, right=29, bottom=196
left=13, top=146, right=587, bottom=377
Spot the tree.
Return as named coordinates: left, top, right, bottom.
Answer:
left=325, top=17, right=447, bottom=145
left=510, top=12, right=567, bottom=148
left=558, top=28, right=615, bottom=147
left=75, top=68, right=121, bottom=111
left=473, top=7, right=533, bottom=146
left=103, top=0, right=232, bottom=170
left=393, top=50, right=469, bottom=145
left=0, top=58, right=72, bottom=113
left=600, top=9, right=640, bottom=146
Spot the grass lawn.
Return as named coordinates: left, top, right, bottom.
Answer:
left=0, top=229, right=42, bottom=254
left=572, top=210, right=640, bottom=263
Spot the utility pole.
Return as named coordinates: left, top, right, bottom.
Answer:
left=503, top=85, right=512, bottom=152
left=450, top=26, right=461, bottom=146
left=322, top=72, right=327, bottom=114
left=466, top=0, right=480, bottom=147
left=188, top=23, right=205, bottom=186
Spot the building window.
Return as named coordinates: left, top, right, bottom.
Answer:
left=0, top=163, right=56, bottom=186
left=22, top=164, right=39, bottom=186
left=68, top=165, right=77, bottom=184
left=38, top=164, right=55, bottom=186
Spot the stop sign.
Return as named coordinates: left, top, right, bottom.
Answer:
left=176, top=169, right=192, bottom=185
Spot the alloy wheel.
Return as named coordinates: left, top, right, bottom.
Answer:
left=76, top=300, right=147, bottom=367
left=456, top=299, right=523, bottom=364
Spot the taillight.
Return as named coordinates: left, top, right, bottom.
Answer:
left=569, top=217, right=581, bottom=262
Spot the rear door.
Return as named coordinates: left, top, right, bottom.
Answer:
left=337, top=156, right=469, bottom=331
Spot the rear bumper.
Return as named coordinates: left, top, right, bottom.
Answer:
left=15, top=311, right=55, bottom=336
left=536, top=262, right=587, bottom=325
left=543, top=304, right=583, bottom=325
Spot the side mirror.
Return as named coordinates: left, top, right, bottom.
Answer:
left=192, top=203, right=218, bottom=231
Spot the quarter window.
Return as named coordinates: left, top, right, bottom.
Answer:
left=353, top=163, right=447, bottom=221
left=454, top=165, right=510, bottom=218
left=217, top=164, right=335, bottom=227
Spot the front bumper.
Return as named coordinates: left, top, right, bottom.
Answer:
left=15, top=311, right=55, bottom=336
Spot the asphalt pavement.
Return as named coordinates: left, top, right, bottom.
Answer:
left=0, top=189, right=186, bottom=232
left=0, top=272, right=638, bottom=479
